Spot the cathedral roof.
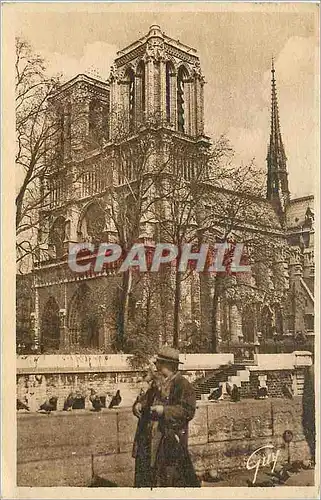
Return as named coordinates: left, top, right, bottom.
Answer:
left=115, top=24, right=198, bottom=61
left=285, top=195, right=314, bottom=230
left=49, top=73, right=110, bottom=100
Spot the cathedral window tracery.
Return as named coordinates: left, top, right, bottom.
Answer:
left=177, top=65, right=189, bottom=133
left=136, top=61, right=146, bottom=123
left=49, top=216, right=66, bottom=258
left=166, top=61, right=176, bottom=124
left=125, top=68, right=135, bottom=131
left=78, top=202, right=106, bottom=243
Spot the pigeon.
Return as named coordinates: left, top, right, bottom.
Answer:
left=282, top=384, right=293, bottom=399
left=208, top=386, right=223, bottom=401
left=256, top=386, right=268, bottom=399
left=90, top=389, right=103, bottom=412
left=108, top=390, right=122, bottom=409
left=63, top=393, right=75, bottom=411
left=17, top=399, right=29, bottom=411
left=38, top=396, right=58, bottom=414
left=230, top=384, right=240, bottom=402
left=72, top=392, right=85, bottom=409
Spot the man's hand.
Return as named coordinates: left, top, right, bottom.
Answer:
left=150, top=405, right=164, bottom=416
left=133, top=402, right=142, bottom=418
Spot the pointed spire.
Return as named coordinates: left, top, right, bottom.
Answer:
left=267, top=57, right=290, bottom=219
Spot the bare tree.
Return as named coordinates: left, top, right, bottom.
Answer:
left=15, top=37, right=60, bottom=271
left=108, top=124, right=174, bottom=350
left=152, top=135, right=233, bottom=348
left=200, top=160, right=288, bottom=353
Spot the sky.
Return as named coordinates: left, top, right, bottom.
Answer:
left=16, top=4, right=319, bottom=199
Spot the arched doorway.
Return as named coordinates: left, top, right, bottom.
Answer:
left=242, top=304, right=256, bottom=343
left=41, top=297, right=60, bottom=352
left=261, top=305, right=273, bottom=340
left=68, top=284, right=100, bottom=348
left=274, top=304, right=284, bottom=335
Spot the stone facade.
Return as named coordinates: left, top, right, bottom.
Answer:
left=16, top=25, right=314, bottom=357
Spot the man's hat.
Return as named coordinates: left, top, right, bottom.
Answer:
left=154, top=346, right=183, bottom=365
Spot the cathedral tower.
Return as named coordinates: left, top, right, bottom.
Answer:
left=109, top=24, right=205, bottom=139
left=266, top=59, right=290, bottom=221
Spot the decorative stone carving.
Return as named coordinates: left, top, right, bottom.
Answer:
left=192, top=60, right=204, bottom=81
left=144, top=39, right=166, bottom=62
left=289, top=246, right=303, bottom=266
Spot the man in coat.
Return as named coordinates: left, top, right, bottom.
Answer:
left=132, top=346, right=200, bottom=488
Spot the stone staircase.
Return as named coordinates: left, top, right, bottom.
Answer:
left=193, top=364, right=251, bottom=400
left=293, top=370, right=305, bottom=396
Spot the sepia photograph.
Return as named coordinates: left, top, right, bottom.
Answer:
left=1, top=2, right=319, bottom=497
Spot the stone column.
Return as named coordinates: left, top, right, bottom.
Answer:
left=170, top=72, right=177, bottom=130
left=194, top=77, right=200, bottom=136
left=30, top=283, right=40, bottom=352
left=30, top=312, right=40, bottom=353
left=59, top=309, right=68, bottom=349
left=216, top=297, right=222, bottom=346
left=145, top=58, right=155, bottom=119
left=159, top=59, right=166, bottom=123
left=186, top=80, right=192, bottom=136
left=192, top=62, right=204, bottom=137
left=289, top=247, right=305, bottom=333
left=134, top=74, right=142, bottom=127
left=188, top=80, right=196, bottom=137
left=252, top=304, right=259, bottom=344
left=198, top=78, right=205, bottom=136
left=229, top=303, right=243, bottom=342
left=98, top=304, right=113, bottom=352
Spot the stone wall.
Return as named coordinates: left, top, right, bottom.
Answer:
left=16, top=353, right=234, bottom=411
left=17, top=397, right=311, bottom=487
left=16, top=352, right=311, bottom=410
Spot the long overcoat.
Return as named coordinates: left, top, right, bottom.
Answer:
left=132, top=372, right=200, bottom=488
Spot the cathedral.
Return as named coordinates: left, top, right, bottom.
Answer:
left=16, top=25, right=315, bottom=359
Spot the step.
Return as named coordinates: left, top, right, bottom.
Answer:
left=228, top=375, right=242, bottom=387
left=236, top=370, right=250, bottom=382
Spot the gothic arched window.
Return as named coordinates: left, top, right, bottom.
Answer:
left=125, top=68, right=135, bottom=130
left=136, top=61, right=146, bottom=119
left=177, top=66, right=189, bottom=133
left=166, top=62, right=174, bottom=123
left=49, top=216, right=66, bottom=258
left=89, top=99, right=102, bottom=143
left=79, top=202, right=106, bottom=243
left=102, top=103, right=110, bottom=141
left=64, top=102, right=72, bottom=158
